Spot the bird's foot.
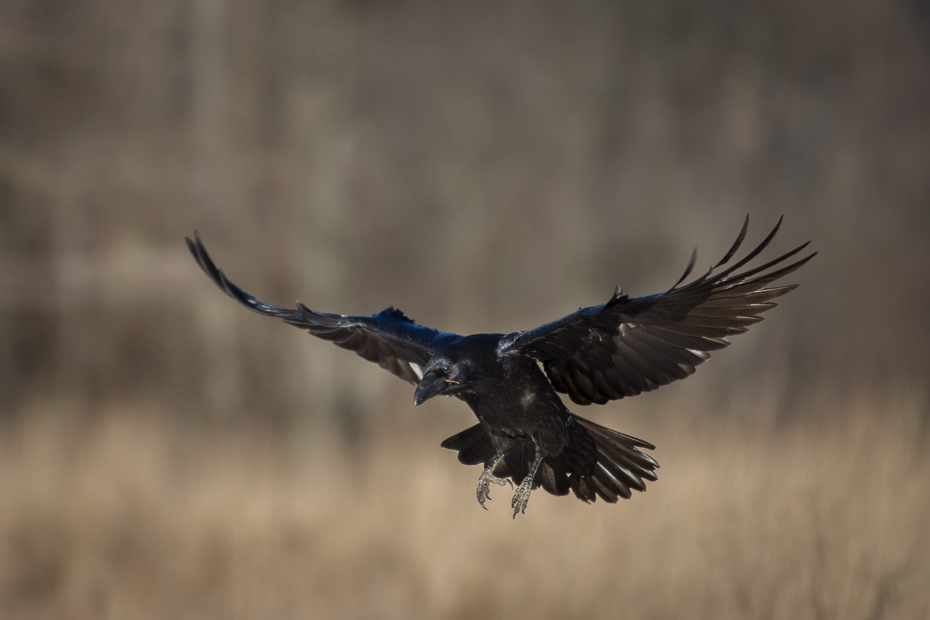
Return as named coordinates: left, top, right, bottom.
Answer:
left=476, top=467, right=512, bottom=510
left=511, top=476, right=534, bottom=519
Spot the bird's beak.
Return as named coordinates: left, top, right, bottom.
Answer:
left=414, top=371, right=446, bottom=407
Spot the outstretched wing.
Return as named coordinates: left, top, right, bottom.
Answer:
left=502, top=216, right=815, bottom=405
left=187, top=233, right=458, bottom=384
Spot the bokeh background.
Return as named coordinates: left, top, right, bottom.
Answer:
left=1, top=1, right=929, bottom=618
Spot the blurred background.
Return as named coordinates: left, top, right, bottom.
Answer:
left=1, top=0, right=928, bottom=618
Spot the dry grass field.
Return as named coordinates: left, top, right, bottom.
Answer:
left=2, top=1, right=929, bottom=619
left=1, top=389, right=926, bottom=620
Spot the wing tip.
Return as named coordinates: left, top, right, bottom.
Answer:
left=668, top=247, right=698, bottom=292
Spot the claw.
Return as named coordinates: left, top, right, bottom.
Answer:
left=510, top=450, right=544, bottom=519
left=510, top=477, right=533, bottom=518
left=476, top=451, right=542, bottom=517
left=475, top=455, right=510, bottom=510
left=476, top=480, right=492, bottom=510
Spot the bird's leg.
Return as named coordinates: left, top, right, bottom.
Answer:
left=511, top=451, right=544, bottom=519
left=476, top=454, right=512, bottom=510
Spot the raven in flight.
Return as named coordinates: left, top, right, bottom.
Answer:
left=187, top=217, right=814, bottom=518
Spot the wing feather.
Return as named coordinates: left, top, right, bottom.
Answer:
left=187, top=233, right=458, bottom=384
left=504, top=217, right=815, bottom=405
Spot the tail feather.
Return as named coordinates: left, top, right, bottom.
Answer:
left=574, top=415, right=658, bottom=502
left=591, top=473, right=624, bottom=502
left=440, top=414, right=659, bottom=505
left=570, top=475, right=598, bottom=503
left=440, top=424, right=496, bottom=466
left=503, top=442, right=535, bottom=485
left=538, top=459, right=571, bottom=496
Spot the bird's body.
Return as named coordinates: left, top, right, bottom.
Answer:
left=439, top=335, right=569, bottom=455
left=188, top=216, right=814, bottom=517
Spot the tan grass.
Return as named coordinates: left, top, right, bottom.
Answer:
left=0, top=393, right=927, bottom=620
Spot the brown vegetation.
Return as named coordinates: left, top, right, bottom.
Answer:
left=1, top=389, right=927, bottom=619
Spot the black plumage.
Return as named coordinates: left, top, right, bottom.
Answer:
left=187, top=216, right=814, bottom=517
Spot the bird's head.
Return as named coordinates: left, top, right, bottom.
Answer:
left=413, top=356, right=467, bottom=407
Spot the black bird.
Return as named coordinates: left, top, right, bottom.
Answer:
left=187, top=217, right=814, bottom=518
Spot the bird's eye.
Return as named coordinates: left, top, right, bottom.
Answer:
left=442, top=364, right=451, bottom=375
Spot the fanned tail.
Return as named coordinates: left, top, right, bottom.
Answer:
left=440, top=414, right=659, bottom=504
left=567, top=414, right=658, bottom=503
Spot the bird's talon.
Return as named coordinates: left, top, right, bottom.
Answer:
left=509, top=475, right=535, bottom=518
left=475, top=459, right=512, bottom=510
